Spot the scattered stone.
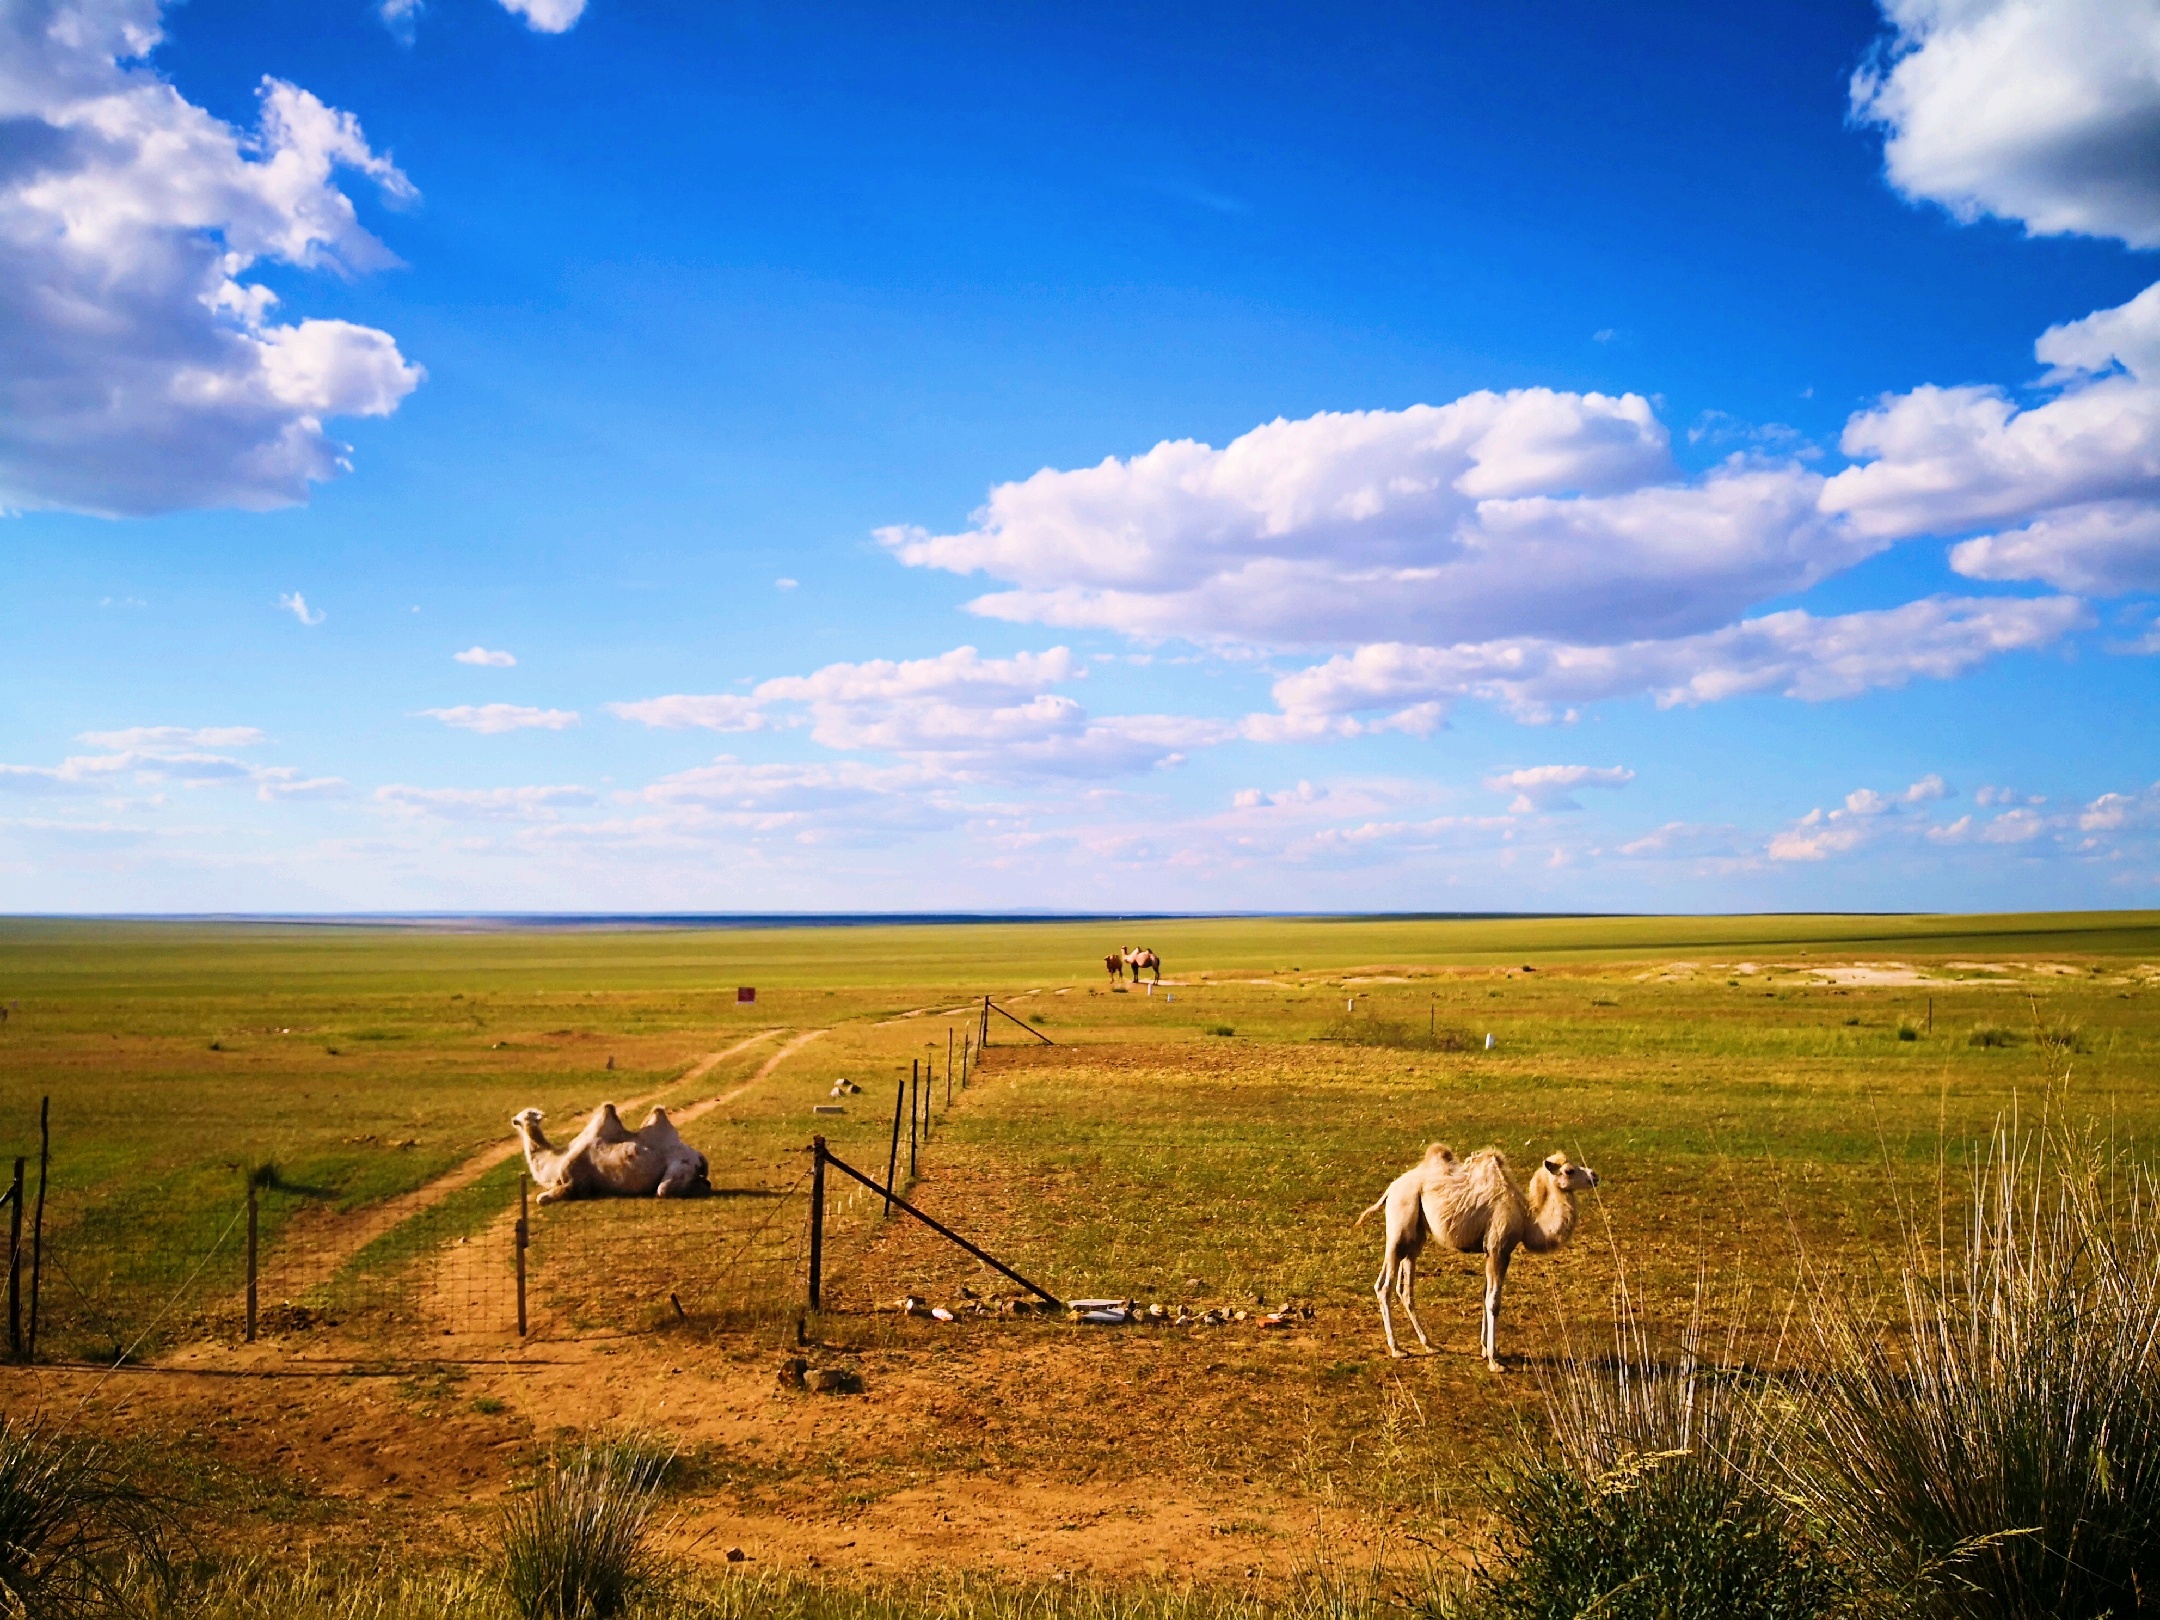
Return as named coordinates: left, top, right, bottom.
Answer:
left=807, top=1367, right=863, bottom=1395
left=725, top=1547, right=746, bottom=1563
left=776, top=1356, right=808, bottom=1390
left=898, top=1296, right=931, bottom=1318
left=930, top=1306, right=956, bottom=1323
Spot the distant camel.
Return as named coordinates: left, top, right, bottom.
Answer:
left=1122, top=946, right=1161, bottom=984
left=511, top=1102, right=712, bottom=1204
left=1105, top=951, right=1126, bottom=986
left=1357, top=1143, right=1598, bottom=1369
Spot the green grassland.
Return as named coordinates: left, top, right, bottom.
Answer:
left=1, top=911, right=2156, bottom=1366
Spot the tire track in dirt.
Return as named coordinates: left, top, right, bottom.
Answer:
left=260, top=1031, right=784, bottom=1297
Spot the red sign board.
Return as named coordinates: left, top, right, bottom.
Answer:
left=736, top=986, right=756, bottom=1003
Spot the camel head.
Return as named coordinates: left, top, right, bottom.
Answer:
left=512, top=1107, right=544, bottom=1131
left=1539, top=1153, right=1598, bottom=1192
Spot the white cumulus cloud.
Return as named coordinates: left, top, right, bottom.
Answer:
left=1263, top=596, right=2088, bottom=730
left=882, top=393, right=1865, bottom=647
left=497, top=0, right=586, bottom=32
left=1853, top=0, right=2160, bottom=248
left=0, top=1, right=424, bottom=515
left=453, top=647, right=518, bottom=667
left=1484, top=764, right=1635, bottom=813
left=421, top=704, right=579, bottom=733
left=279, top=592, right=326, bottom=626
left=613, top=646, right=1230, bottom=778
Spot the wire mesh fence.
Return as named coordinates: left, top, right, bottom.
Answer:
left=14, top=1154, right=911, bottom=1363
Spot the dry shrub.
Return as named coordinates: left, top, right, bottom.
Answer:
left=499, top=1435, right=670, bottom=1620
left=1797, top=1125, right=2160, bottom=1619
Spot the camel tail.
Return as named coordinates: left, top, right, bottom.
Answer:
left=1355, top=1194, right=1386, bottom=1226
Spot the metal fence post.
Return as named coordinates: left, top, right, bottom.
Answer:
left=884, top=1078, right=904, bottom=1214
left=245, top=1177, right=258, bottom=1344
left=26, top=1096, right=47, bottom=1364
left=515, top=1174, right=529, bottom=1337
left=6, top=1156, right=22, bottom=1360
left=909, top=1060, right=919, bottom=1180
left=981, top=994, right=991, bottom=1050
left=808, top=1136, right=826, bottom=1310
left=947, top=1027, right=954, bottom=1107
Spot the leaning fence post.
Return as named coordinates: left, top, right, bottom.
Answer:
left=26, top=1096, right=47, bottom=1363
left=515, top=1174, right=530, bottom=1337
left=245, top=1176, right=258, bottom=1344
left=7, top=1156, right=22, bottom=1360
left=884, top=1078, right=904, bottom=1214
left=808, top=1136, right=826, bottom=1310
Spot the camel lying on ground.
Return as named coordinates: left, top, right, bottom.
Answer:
left=511, top=1102, right=711, bottom=1204
left=1357, top=1142, right=1598, bottom=1369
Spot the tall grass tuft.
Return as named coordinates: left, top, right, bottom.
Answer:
left=499, top=1435, right=670, bottom=1620
left=0, top=1417, right=169, bottom=1620
left=1438, top=1288, right=1847, bottom=1620
left=1797, top=1125, right=2160, bottom=1619
left=1967, top=1022, right=2015, bottom=1048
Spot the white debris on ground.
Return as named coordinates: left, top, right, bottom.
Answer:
left=882, top=1291, right=1318, bottom=1330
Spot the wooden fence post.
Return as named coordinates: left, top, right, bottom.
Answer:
left=515, top=1174, right=529, bottom=1337
left=808, top=1136, right=826, bottom=1310
left=884, top=1078, right=904, bottom=1214
left=909, top=1060, right=920, bottom=1180
left=26, top=1096, right=47, bottom=1364
left=962, top=1033, right=970, bottom=1089
left=947, top=1027, right=954, bottom=1107
left=245, top=1177, right=258, bottom=1344
left=981, top=994, right=991, bottom=1050
left=6, top=1156, right=22, bottom=1361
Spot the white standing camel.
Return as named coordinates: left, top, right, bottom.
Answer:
left=1356, top=1142, right=1598, bottom=1369
left=511, top=1102, right=711, bottom=1204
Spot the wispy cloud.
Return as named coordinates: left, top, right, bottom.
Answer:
left=279, top=592, right=326, bottom=627
left=421, top=705, right=580, bottom=734
left=453, top=647, right=517, bottom=667
left=1485, top=764, right=1635, bottom=813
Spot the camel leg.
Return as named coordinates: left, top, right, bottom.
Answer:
left=1482, top=1249, right=1511, bottom=1371
left=1373, top=1258, right=1404, bottom=1357
left=1393, top=1256, right=1433, bottom=1352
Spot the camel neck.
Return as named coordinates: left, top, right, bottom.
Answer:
left=1522, top=1172, right=1577, bottom=1254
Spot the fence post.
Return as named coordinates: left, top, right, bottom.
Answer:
left=884, top=1078, right=904, bottom=1214
left=808, top=1136, right=826, bottom=1311
left=962, top=1033, right=970, bottom=1089
left=515, top=1174, right=529, bottom=1337
left=245, top=1177, right=258, bottom=1344
left=981, top=994, right=991, bottom=1050
left=909, top=1060, right=920, bottom=1180
left=947, top=1027, right=954, bottom=1107
left=26, top=1096, right=47, bottom=1364
left=6, top=1156, right=21, bottom=1361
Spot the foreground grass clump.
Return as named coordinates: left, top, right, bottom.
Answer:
left=149, top=1564, right=1402, bottom=1620
left=1800, top=1127, right=2160, bottom=1620
left=499, top=1436, right=670, bottom=1620
left=0, top=1417, right=168, bottom=1619
left=1439, top=1302, right=1847, bottom=1620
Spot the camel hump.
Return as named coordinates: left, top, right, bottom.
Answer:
left=1422, top=1141, right=1456, bottom=1163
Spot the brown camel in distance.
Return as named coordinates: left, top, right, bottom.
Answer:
left=1357, top=1142, right=1598, bottom=1369
left=1105, top=951, right=1126, bottom=986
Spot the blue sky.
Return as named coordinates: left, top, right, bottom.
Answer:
left=4, top=0, right=2160, bottom=912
